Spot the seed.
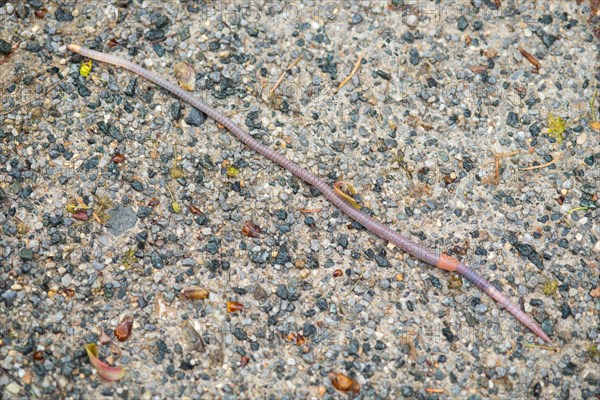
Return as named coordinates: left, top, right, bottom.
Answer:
left=241, top=221, right=263, bottom=238
left=181, top=287, right=209, bottom=300
left=330, top=372, right=360, bottom=393
left=111, top=153, right=125, bottom=163
left=114, top=315, right=134, bottom=342
left=333, top=269, right=343, bottom=277
left=240, top=356, right=250, bottom=367
left=34, top=8, right=47, bottom=18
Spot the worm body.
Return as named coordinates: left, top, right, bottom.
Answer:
left=67, top=44, right=551, bottom=344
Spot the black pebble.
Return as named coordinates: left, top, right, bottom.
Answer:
left=0, top=39, right=12, bottom=55
left=185, top=108, right=206, bottom=126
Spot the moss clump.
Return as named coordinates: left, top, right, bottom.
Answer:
left=543, top=280, right=559, bottom=296
left=547, top=113, right=567, bottom=143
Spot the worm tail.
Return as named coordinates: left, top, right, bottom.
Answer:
left=456, top=263, right=552, bottom=343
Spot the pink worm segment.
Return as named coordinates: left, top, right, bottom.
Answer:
left=67, top=44, right=552, bottom=344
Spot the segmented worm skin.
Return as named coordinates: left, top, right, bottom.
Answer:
left=67, top=44, right=552, bottom=344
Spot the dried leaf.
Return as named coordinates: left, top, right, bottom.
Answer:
left=286, top=332, right=307, bottom=345
left=72, top=210, right=90, bottom=221
left=333, top=181, right=361, bottom=209
left=330, top=372, right=360, bottom=393
left=241, top=220, right=263, bottom=238
left=181, top=287, right=209, bottom=300
left=469, top=65, right=487, bottom=74
left=84, top=343, right=126, bottom=382
left=188, top=205, right=203, bottom=215
left=227, top=301, right=244, bottom=313
left=174, top=62, right=196, bottom=91
left=114, top=315, right=134, bottom=342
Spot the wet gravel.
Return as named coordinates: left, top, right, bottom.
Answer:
left=1, top=1, right=599, bottom=399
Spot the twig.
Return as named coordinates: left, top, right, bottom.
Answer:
left=0, top=77, right=67, bottom=116
left=344, top=268, right=365, bottom=296
left=425, top=388, right=445, bottom=394
left=269, top=56, right=302, bottom=98
left=299, top=208, right=322, bottom=213
left=334, top=53, right=364, bottom=95
left=0, top=366, right=21, bottom=385
left=519, top=47, right=541, bottom=72
left=524, top=343, right=560, bottom=352
left=483, top=151, right=519, bottom=185
left=520, top=153, right=563, bottom=171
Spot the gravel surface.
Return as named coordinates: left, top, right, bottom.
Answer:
left=1, top=1, right=599, bottom=399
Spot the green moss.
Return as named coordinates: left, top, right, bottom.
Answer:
left=547, top=113, right=567, bottom=143
left=588, top=345, right=599, bottom=359
left=543, top=280, right=558, bottom=296
left=122, top=248, right=138, bottom=267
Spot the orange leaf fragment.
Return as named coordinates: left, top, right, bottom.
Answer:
left=227, top=301, right=244, bottom=313
left=114, top=315, right=134, bottom=342
left=188, top=205, right=203, bottom=215
left=330, top=372, right=360, bottom=393
left=241, top=220, right=263, bottom=238
left=84, top=343, right=126, bottom=382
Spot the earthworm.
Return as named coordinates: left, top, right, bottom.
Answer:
left=67, top=44, right=552, bottom=344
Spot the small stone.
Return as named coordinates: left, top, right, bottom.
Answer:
left=404, top=15, right=418, bottom=28
left=106, top=206, right=137, bottom=236
left=540, top=32, right=558, bottom=48
left=506, top=111, right=519, bottom=127
left=5, top=383, right=21, bottom=395
left=145, top=28, right=165, bottom=41
left=350, top=14, right=363, bottom=25
left=185, top=108, right=206, bottom=126
left=576, top=133, right=587, bottom=145
left=276, top=284, right=289, bottom=300
left=457, top=16, right=469, bottom=31
left=20, top=248, right=34, bottom=261
left=150, top=251, right=164, bottom=269
left=0, top=39, right=12, bottom=55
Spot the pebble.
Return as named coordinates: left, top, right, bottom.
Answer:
left=404, top=15, right=418, bottom=28
left=0, top=39, right=12, bottom=55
